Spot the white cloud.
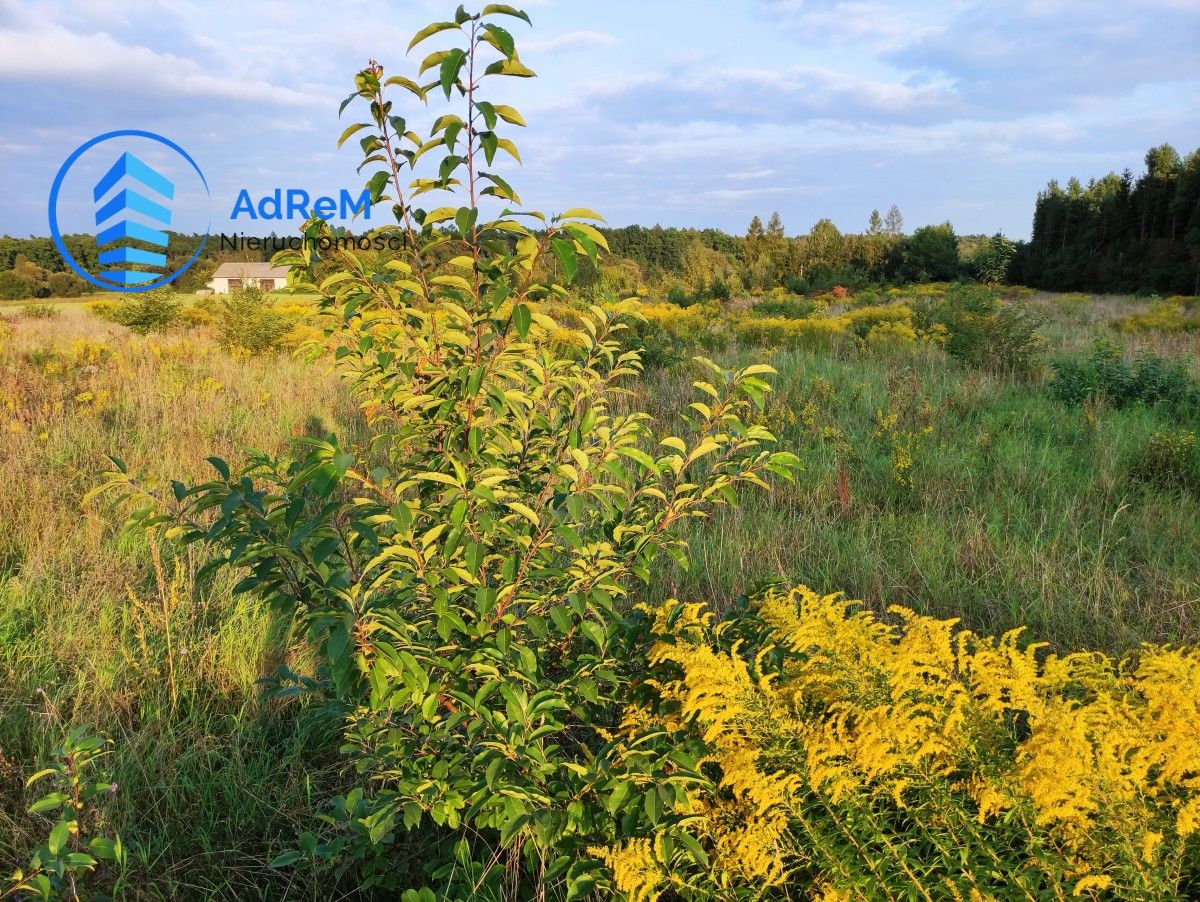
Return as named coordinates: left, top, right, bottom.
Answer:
left=523, top=30, right=618, bottom=54
left=0, top=20, right=323, bottom=107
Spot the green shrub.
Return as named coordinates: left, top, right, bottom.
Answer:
left=46, top=271, right=85, bottom=298
left=93, top=289, right=181, bottom=333
left=1113, top=301, right=1200, bottom=334
left=4, top=726, right=124, bottom=900
left=0, top=269, right=31, bottom=300
left=21, top=302, right=60, bottom=320
left=914, top=282, right=1044, bottom=374
left=98, top=18, right=796, bottom=898
left=1129, top=429, right=1199, bottom=493
left=1049, top=340, right=1199, bottom=411
left=213, top=288, right=293, bottom=353
left=751, top=296, right=815, bottom=318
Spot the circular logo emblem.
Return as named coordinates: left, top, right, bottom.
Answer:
left=48, top=130, right=211, bottom=293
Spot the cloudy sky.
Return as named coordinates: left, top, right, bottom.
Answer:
left=1, top=0, right=1198, bottom=240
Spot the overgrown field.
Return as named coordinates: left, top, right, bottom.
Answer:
left=1, top=284, right=1197, bottom=898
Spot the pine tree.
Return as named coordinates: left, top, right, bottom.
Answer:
left=868, top=209, right=883, bottom=236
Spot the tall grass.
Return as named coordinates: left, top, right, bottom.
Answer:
left=0, top=307, right=363, bottom=898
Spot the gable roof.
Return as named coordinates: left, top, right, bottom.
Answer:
left=211, top=262, right=290, bottom=279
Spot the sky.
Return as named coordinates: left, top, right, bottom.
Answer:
left=1, top=0, right=1198, bottom=242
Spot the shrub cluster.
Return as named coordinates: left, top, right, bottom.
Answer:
left=1130, top=428, right=1200, bottom=494
left=912, top=282, right=1045, bottom=374
left=89, top=287, right=314, bottom=353
left=1049, top=340, right=1199, bottom=411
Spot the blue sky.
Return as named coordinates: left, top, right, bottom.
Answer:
left=1, top=0, right=1198, bottom=241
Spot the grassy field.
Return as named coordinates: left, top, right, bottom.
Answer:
left=642, top=297, right=1200, bottom=651
left=1, top=289, right=1197, bottom=897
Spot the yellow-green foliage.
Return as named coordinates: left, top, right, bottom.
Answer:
left=1114, top=301, right=1200, bottom=334
left=606, top=585, right=1200, bottom=900
left=722, top=302, right=944, bottom=352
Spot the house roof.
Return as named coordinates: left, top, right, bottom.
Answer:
left=210, top=262, right=290, bottom=279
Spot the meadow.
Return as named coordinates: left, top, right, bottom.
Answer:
left=1, top=284, right=1197, bottom=898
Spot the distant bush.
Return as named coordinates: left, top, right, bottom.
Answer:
left=176, top=305, right=216, bottom=329
left=751, top=296, right=815, bottom=318
left=46, top=271, right=86, bottom=298
left=1050, top=341, right=1199, bottom=410
left=628, top=301, right=727, bottom=366
left=1113, top=301, right=1200, bottom=334
left=914, top=283, right=1044, bottom=374
left=21, top=302, right=60, bottom=319
left=92, top=290, right=181, bottom=334
left=783, top=264, right=872, bottom=294
left=214, top=288, right=297, bottom=354
left=893, top=222, right=960, bottom=283
left=0, top=269, right=31, bottom=300
left=1130, top=429, right=1199, bottom=493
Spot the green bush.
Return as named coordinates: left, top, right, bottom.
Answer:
left=1129, top=429, right=1199, bottom=493
left=214, top=288, right=294, bottom=353
left=97, top=20, right=795, bottom=897
left=751, top=296, right=816, bottom=318
left=46, top=271, right=85, bottom=298
left=93, top=289, right=181, bottom=333
left=1049, top=340, right=1199, bottom=411
left=915, top=282, right=1044, bottom=374
left=4, top=726, right=124, bottom=900
left=21, top=302, right=60, bottom=320
left=0, top=269, right=31, bottom=300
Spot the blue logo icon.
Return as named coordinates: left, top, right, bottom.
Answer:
left=48, top=130, right=211, bottom=293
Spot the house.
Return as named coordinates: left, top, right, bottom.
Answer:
left=206, top=262, right=290, bottom=294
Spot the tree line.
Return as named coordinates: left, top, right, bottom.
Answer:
left=1, top=142, right=1196, bottom=300
left=1012, top=143, right=1200, bottom=295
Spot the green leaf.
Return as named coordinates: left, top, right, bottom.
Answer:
left=28, top=792, right=69, bottom=814
left=482, top=3, right=531, bottom=24
left=566, top=875, right=596, bottom=901
left=269, top=850, right=304, bottom=868
left=513, top=303, right=531, bottom=339
left=644, top=787, right=662, bottom=824
left=207, top=456, right=230, bottom=480
left=337, top=122, right=371, bottom=148
left=384, top=75, right=427, bottom=100
left=48, top=819, right=70, bottom=857
left=506, top=501, right=539, bottom=526
left=551, top=238, right=577, bottom=283
left=483, top=57, right=536, bottom=78
left=480, top=131, right=498, bottom=165
left=557, top=207, right=605, bottom=222
left=88, top=838, right=118, bottom=861
left=492, top=104, right=526, bottom=126
left=366, top=170, right=391, bottom=204
left=408, top=21, right=461, bottom=52
left=481, top=23, right=515, bottom=59
left=605, top=780, right=632, bottom=814
left=615, top=446, right=661, bottom=475
left=439, top=48, right=467, bottom=99
left=454, top=206, right=477, bottom=239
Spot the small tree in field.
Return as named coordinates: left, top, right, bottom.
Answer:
left=972, top=231, right=1017, bottom=285
left=98, top=6, right=795, bottom=898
